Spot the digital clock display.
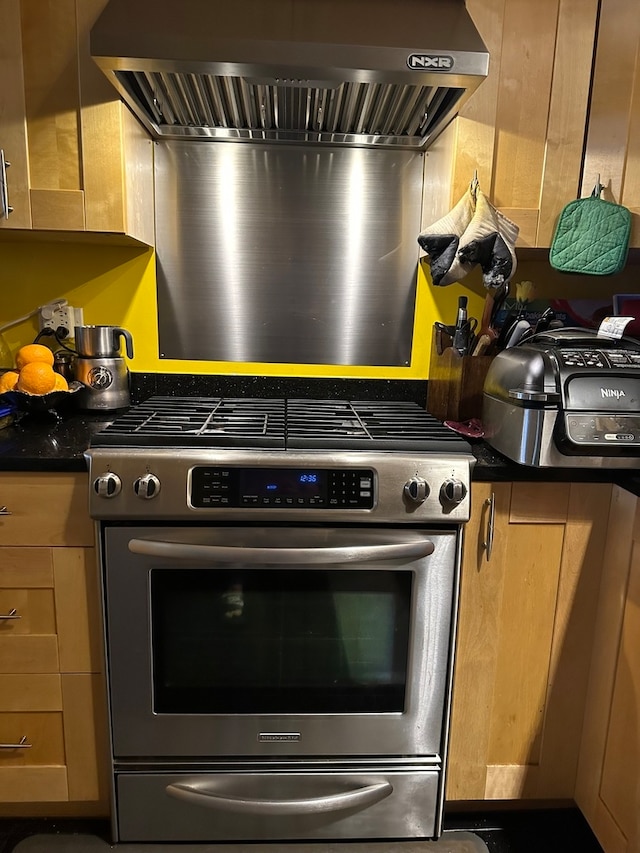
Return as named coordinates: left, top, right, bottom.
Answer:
left=240, top=469, right=324, bottom=499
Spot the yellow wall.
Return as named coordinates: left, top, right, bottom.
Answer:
left=0, top=238, right=636, bottom=377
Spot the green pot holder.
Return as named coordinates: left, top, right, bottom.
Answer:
left=549, top=182, right=632, bottom=275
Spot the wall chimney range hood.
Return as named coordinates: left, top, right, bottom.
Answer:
left=90, top=0, right=489, bottom=149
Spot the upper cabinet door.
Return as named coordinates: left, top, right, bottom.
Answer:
left=435, top=0, right=599, bottom=249
left=582, top=0, right=640, bottom=247
left=0, top=0, right=32, bottom=229
left=0, top=0, right=154, bottom=243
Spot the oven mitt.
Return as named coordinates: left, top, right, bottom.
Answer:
left=456, top=189, right=519, bottom=290
left=417, top=184, right=476, bottom=286
left=549, top=185, right=632, bottom=275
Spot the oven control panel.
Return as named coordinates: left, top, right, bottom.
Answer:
left=190, top=467, right=375, bottom=509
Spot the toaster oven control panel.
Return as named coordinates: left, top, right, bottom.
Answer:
left=559, top=349, right=640, bottom=369
left=190, top=467, right=376, bottom=508
left=564, top=414, right=640, bottom=445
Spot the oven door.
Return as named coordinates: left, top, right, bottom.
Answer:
left=102, top=525, right=459, bottom=760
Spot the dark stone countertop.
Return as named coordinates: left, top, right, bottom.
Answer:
left=2, top=408, right=640, bottom=498
left=0, top=410, right=112, bottom=472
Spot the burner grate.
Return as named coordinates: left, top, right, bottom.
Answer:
left=285, top=399, right=466, bottom=451
left=95, top=397, right=286, bottom=448
left=91, top=396, right=469, bottom=452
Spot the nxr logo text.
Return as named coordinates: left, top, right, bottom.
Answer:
left=407, top=54, right=454, bottom=70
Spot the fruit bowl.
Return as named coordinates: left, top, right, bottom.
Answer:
left=0, top=381, right=83, bottom=416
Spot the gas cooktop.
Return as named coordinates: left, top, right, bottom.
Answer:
left=90, top=396, right=470, bottom=453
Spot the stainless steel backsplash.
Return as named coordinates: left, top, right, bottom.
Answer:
left=155, top=142, right=424, bottom=366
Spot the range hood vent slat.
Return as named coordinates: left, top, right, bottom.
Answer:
left=95, top=0, right=489, bottom=150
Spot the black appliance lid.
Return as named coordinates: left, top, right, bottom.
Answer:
left=89, top=396, right=471, bottom=453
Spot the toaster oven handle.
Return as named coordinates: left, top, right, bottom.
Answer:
left=127, top=538, right=435, bottom=565
left=508, top=388, right=560, bottom=403
left=165, top=778, right=393, bottom=815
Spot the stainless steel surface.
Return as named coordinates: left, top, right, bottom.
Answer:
left=483, top=330, right=640, bottom=467
left=90, top=397, right=471, bottom=844
left=75, top=356, right=131, bottom=412
left=116, top=769, right=440, bottom=841
left=87, top=449, right=473, bottom=523
left=154, top=142, right=422, bottom=366
left=104, top=525, right=458, bottom=760
left=483, top=394, right=640, bottom=469
left=90, top=0, right=489, bottom=150
left=74, top=325, right=134, bottom=358
left=127, top=535, right=435, bottom=565
left=165, top=776, right=393, bottom=814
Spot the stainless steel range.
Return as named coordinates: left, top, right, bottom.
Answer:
left=85, top=397, right=474, bottom=844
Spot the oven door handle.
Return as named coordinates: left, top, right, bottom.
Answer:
left=127, top=538, right=435, bottom=565
left=165, top=778, right=393, bottom=815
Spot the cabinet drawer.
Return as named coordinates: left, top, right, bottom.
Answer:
left=0, top=474, right=93, bottom=546
left=0, top=674, right=62, bottom=712
left=0, top=706, right=68, bottom=801
left=0, top=636, right=59, bottom=673
left=0, top=712, right=64, bottom=765
left=0, top=590, right=55, bottom=634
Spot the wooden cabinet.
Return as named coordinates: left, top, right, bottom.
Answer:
left=0, top=473, right=108, bottom=813
left=575, top=485, right=640, bottom=853
left=424, top=0, right=640, bottom=250
left=0, top=0, right=153, bottom=243
left=447, top=480, right=611, bottom=801
left=581, top=0, right=640, bottom=247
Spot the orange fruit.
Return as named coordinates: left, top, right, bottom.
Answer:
left=52, top=372, right=69, bottom=391
left=15, top=343, right=55, bottom=370
left=16, top=362, right=57, bottom=395
left=0, top=370, right=19, bottom=392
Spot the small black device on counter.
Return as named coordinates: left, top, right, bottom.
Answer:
left=482, top=327, right=640, bottom=468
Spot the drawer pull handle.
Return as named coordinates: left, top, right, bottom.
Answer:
left=0, top=736, right=31, bottom=750
left=482, top=493, right=496, bottom=561
left=0, top=609, right=20, bottom=620
left=0, top=506, right=11, bottom=516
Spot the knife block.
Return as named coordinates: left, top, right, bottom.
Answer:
left=426, top=330, right=493, bottom=423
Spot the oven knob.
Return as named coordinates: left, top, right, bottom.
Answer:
left=134, top=474, right=161, bottom=500
left=93, top=472, right=122, bottom=498
left=440, top=478, right=467, bottom=507
left=403, top=476, right=430, bottom=504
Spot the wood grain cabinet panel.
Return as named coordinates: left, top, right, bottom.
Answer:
left=576, top=486, right=640, bottom=853
left=429, top=0, right=599, bottom=249
left=0, top=0, right=153, bottom=242
left=0, top=473, right=108, bottom=815
left=447, top=481, right=611, bottom=802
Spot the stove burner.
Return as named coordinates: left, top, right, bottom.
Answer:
left=90, top=396, right=468, bottom=452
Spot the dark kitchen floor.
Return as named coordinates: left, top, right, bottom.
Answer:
left=0, top=808, right=604, bottom=852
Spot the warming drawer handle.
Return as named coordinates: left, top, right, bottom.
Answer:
left=127, top=538, right=435, bottom=565
left=165, top=778, right=393, bottom=815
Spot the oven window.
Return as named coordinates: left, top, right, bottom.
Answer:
left=150, top=568, right=411, bottom=714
